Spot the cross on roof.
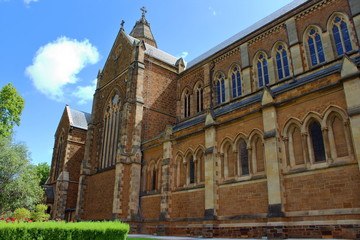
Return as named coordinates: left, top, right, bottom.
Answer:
left=120, top=20, right=125, bottom=29
left=140, top=6, right=147, bottom=17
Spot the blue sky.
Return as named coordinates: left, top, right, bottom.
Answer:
left=0, top=0, right=294, bottom=165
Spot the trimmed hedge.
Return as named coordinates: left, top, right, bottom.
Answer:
left=0, top=221, right=129, bottom=240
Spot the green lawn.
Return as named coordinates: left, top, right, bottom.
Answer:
left=127, top=238, right=160, bottom=240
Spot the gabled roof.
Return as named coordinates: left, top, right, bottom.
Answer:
left=66, top=105, right=91, bottom=130
left=187, top=0, right=309, bottom=69
left=124, top=32, right=179, bottom=67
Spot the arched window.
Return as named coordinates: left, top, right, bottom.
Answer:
left=216, top=73, right=226, bottom=104
left=252, top=135, right=265, bottom=173
left=174, top=155, right=185, bottom=187
left=151, top=167, right=157, bottom=190
left=231, top=66, right=242, bottom=98
left=100, top=93, right=122, bottom=169
left=238, top=139, right=249, bottom=175
left=286, top=124, right=305, bottom=167
left=183, top=89, right=191, bottom=118
left=331, top=116, right=348, bottom=157
left=54, top=134, right=64, bottom=180
left=196, top=150, right=205, bottom=183
left=221, top=142, right=235, bottom=178
left=309, top=121, right=326, bottom=162
left=307, top=28, right=325, bottom=66
left=332, top=16, right=352, bottom=56
left=196, top=84, right=204, bottom=113
left=189, top=156, right=195, bottom=184
left=257, top=53, right=269, bottom=88
left=275, top=45, right=290, bottom=80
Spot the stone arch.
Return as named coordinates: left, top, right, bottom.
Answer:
left=174, top=152, right=185, bottom=187
left=282, top=118, right=305, bottom=168
left=302, top=112, right=327, bottom=164
left=194, top=145, right=205, bottom=183
left=234, top=132, right=250, bottom=176
left=219, top=138, right=234, bottom=179
left=249, top=129, right=265, bottom=174
left=323, top=106, right=353, bottom=160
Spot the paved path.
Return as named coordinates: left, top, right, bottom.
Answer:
left=127, top=234, right=341, bottom=240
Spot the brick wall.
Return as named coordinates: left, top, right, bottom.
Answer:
left=82, top=169, right=115, bottom=220
left=170, top=189, right=205, bottom=219
left=218, top=181, right=268, bottom=216
left=141, top=195, right=161, bottom=220
left=284, top=164, right=360, bottom=212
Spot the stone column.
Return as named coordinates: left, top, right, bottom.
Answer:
left=160, top=126, right=172, bottom=220
left=261, top=88, right=284, bottom=217
left=204, top=112, right=217, bottom=219
left=286, top=17, right=304, bottom=75
left=240, top=43, right=252, bottom=94
left=341, top=57, right=360, bottom=171
left=348, top=0, right=360, bottom=44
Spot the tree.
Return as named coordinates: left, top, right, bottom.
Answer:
left=34, top=162, right=50, bottom=186
left=0, top=83, right=25, bottom=137
left=0, top=135, right=43, bottom=216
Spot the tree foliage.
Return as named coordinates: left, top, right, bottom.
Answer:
left=0, top=135, right=43, bottom=216
left=0, top=83, right=25, bottom=138
left=34, top=163, right=50, bottom=186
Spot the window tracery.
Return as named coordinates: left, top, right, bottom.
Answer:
left=99, top=93, right=122, bottom=170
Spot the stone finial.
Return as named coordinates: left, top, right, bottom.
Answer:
left=120, top=20, right=125, bottom=30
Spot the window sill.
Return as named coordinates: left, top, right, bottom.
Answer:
left=140, top=190, right=161, bottom=196
left=172, top=183, right=205, bottom=192
left=219, top=173, right=266, bottom=186
left=283, top=157, right=356, bottom=175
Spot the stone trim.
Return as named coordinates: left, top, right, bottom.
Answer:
left=213, top=47, right=240, bottom=64
left=295, top=0, right=334, bottom=20
left=248, top=24, right=285, bottom=46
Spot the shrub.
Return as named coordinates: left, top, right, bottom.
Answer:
left=13, top=208, right=30, bottom=220
left=30, top=204, right=49, bottom=222
left=0, top=221, right=129, bottom=240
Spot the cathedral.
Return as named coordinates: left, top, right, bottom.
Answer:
left=46, top=0, right=360, bottom=238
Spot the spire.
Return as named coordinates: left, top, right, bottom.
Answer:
left=130, top=6, right=157, bottom=48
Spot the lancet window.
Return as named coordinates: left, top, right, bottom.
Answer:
left=332, top=16, right=352, bottom=56
left=216, top=73, right=226, bottom=104
left=231, top=66, right=242, bottom=98
left=275, top=45, right=290, bottom=80
left=257, top=53, right=269, bottom=88
left=99, top=93, right=122, bottom=169
left=307, top=28, right=325, bottom=66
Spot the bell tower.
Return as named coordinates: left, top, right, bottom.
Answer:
left=130, top=7, right=158, bottom=48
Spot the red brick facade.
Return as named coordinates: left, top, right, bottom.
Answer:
left=48, top=0, right=360, bottom=238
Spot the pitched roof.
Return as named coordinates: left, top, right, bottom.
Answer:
left=129, top=13, right=157, bottom=48
left=66, top=106, right=91, bottom=130
left=124, top=32, right=179, bottom=67
left=187, top=0, right=309, bottom=69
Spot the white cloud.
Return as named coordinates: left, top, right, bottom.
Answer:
left=24, top=0, right=39, bottom=4
left=208, top=6, right=217, bottom=16
left=26, top=36, right=100, bottom=101
left=177, top=51, right=189, bottom=60
left=73, top=79, right=97, bottom=105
